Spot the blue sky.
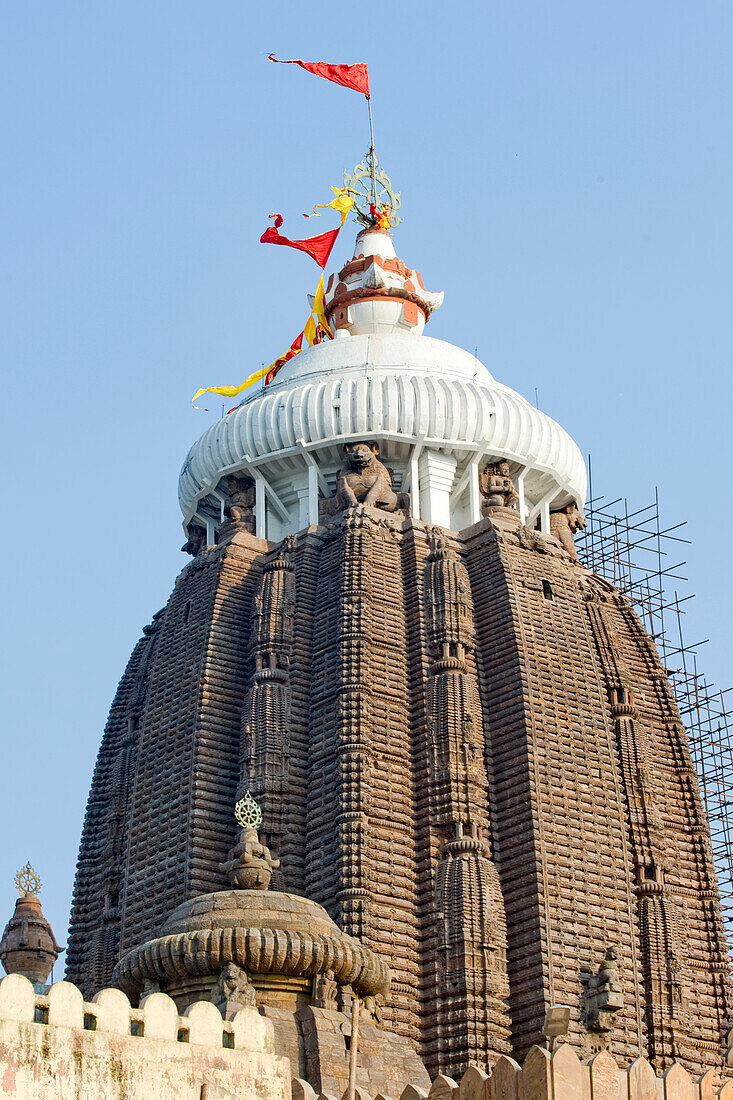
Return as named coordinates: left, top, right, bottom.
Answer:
left=1, top=2, right=732, bottom=969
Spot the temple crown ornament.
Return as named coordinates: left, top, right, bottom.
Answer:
left=14, top=862, right=41, bottom=898
left=344, top=151, right=402, bottom=227
left=221, top=793, right=280, bottom=890
left=234, top=791, right=263, bottom=830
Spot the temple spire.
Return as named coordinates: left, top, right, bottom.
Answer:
left=0, top=864, right=62, bottom=987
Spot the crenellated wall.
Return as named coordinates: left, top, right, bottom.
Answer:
left=292, top=1041, right=733, bottom=1100
left=1, top=973, right=728, bottom=1100
left=0, top=973, right=288, bottom=1100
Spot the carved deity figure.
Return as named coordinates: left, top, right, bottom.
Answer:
left=181, top=524, right=207, bottom=556
left=479, top=460, right=519, bottom=514
left=549, top=502, right=586, bottom=560
left=224, top=475, right=256, bottom=532
left=219, top=826, right=280, bottom=890
left=321, top=441, right=410, bottom=516
left=312, top=968, right=338, bottom=1009
left=362, top=993, right=386, bottom=1025
left=212, top=962, right=257, bottom=1019
left=585, top=946, right=624, bottom=1031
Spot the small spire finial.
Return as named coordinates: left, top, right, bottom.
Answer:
left=14, top=862, right=41, bottom=898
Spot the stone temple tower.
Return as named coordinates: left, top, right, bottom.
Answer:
left=67, top=221, right=732, bottom=1084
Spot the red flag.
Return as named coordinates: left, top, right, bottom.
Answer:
left=268, top=55, right=369, bottom=97
left=265, top=331, right=304, bottom=385
left=260, top=214, right=340, bottom=269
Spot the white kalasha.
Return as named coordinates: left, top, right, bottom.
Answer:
left=179, top=232, right=586, bottom=542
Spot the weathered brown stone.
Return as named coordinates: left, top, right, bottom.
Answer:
left=0, top=896, right=61, bottom=985
left=67, top=504, right=732, bottom=1082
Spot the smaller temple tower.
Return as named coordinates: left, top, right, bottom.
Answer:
left=0, top=864, right=61, bottom=988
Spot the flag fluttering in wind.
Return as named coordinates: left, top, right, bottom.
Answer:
left=308, top=187, right=355, bottom=227
left=192, top=184, right=345, bottom=407
left=191, top=272, right=334, bottom=406
left=303, top=275, right=331, bottom=347
left=191, top=329, right=308, bottom=408
left=260, top=213, right=340, bottom=269
left=264, top=332, right=304, bottom=385
left=190, top=365, right=272, bottom=409
left=310, top=274, right=329, bottom=333
left=268, top=55, right=369, bottom=97
left=190, top=50, right=372, bottom=411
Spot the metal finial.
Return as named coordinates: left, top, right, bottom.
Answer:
left=14, top=862, right=41, bottom=898
left=343, top=152, right=402, bottom=228
left=234, top=791, right=263, bottom=830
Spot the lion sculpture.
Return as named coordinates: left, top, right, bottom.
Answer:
left=321, top=441, right=410, bottom=516
left=181, top=524, right=207, bottom=557
left=212, top=962, right=257, bottom=1019
left=549, top=501, right=586, bottom=560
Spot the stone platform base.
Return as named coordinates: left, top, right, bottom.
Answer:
left=262, top=1005, right=430, bottom=1097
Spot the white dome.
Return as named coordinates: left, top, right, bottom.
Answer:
left=179, top=331, right=586, bottom=541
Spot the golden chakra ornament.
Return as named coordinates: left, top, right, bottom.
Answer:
left=234, top=791, right=263, bottom=830
left=14, top=862, right=41, bottom=898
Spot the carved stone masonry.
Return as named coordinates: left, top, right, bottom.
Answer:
left=70, top=496, right=733, bottom=1080
left=239, top=538, right=296, bottom=879
left=312, top=969, right=338, bottom=1009
left=218, top=825, right=280, bottom=890
left=181, top=524, right=207, bottom=556
left=582, top=582, right=696, bottom=1067
left=422, top=533, right=511, bottom=1072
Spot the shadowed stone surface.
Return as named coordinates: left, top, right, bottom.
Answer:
left=67, top=503, right=732, bottom=1079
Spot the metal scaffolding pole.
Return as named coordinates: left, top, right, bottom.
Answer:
left=577, top=480, right=733, bottom=945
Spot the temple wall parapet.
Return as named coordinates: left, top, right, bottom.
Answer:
left=0, top=973, right=731, bottom=1100
left=0, top=973, right=288, bottom=1100
left=293, top=1044, right=733, bottom=1100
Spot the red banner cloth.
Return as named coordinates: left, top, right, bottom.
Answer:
left=265, top=331, right=304, bottom=386
left=260, top=214, right=340, bottom=269
left=268, top=55, right=369, bottom=97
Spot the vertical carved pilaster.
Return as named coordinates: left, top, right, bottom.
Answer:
left=240, top=538, right=295, bottom=881
left=584, top=581, right=695, bottom=1067
left=622, top=605, right=732, bottom=1059
left=423, top=533, right=510, bottom=1073
left=335, top=510, right=373, bottom=940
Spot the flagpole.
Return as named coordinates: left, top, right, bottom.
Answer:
left=366, top=95, right=377, bottom=210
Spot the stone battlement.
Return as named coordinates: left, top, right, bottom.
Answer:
left=292, top=1044, right=733, bottom=1100
left=0, top=973, right=289, bottom=1099
left=0, top=973, right=730, bottom=1100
